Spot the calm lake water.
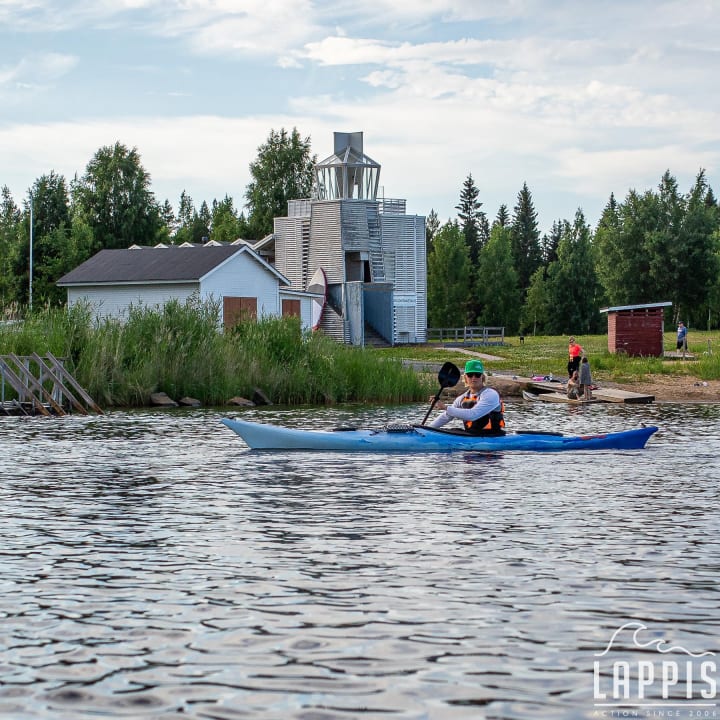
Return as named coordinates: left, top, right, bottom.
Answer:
left=1, top=400, right=719, bottom=720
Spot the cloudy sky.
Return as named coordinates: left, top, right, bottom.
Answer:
left=1, top=0, right=718, bottom=233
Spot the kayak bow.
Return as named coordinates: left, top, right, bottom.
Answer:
left=220, top=418, right=658, bottom=453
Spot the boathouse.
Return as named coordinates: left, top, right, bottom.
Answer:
left=57, top=242, right=320, bottom=331
left=599, top=302, right=672, bottom=356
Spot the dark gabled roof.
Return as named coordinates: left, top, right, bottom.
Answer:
left=57, top=245, right=288, bottom=286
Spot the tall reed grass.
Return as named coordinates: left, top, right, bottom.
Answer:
left=0, top=299, right=430, bottom=407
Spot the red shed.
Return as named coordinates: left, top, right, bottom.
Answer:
left=599, top=302, right=672, bottom=357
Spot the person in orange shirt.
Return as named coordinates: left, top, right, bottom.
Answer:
left=567, top=336, right=583, bottom=377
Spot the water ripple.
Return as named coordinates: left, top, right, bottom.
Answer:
left=1, top=403, right=719, bottom=719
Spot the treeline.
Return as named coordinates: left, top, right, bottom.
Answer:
left=428, top=171, right=720, bottom=333
left=2, top=127, right=719, bottom=332
left=0, top=128, right=314, bottom=312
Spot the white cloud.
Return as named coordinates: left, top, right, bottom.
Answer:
left=0, top=0, right=718, bottom=232
left=0, top=53, right=78, bottom=97
left=146, top=0, right=321, bottom=57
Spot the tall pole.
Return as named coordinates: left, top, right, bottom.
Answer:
left=29, top=192, right=33, bottom=313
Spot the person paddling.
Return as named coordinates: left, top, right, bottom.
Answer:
left=428, top=359, right=505, bottom=434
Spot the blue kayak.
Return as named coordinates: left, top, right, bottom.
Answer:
left=221, top=417, right=658, bottom=453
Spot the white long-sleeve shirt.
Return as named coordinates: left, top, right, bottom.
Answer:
left=430, top=386, right=502, bottom=429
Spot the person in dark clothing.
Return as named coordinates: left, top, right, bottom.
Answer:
left=579, top=356, right=593, bottom=401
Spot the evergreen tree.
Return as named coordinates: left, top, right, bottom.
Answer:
left=173, top=191, right=209, bottom=245
left=595, top=189, right=655, bottom=305
left=455, top=174, right=488, bottom=323
left=159, top=199, right=176, bottom=238
left=425, top=208, right=440, bottom=252
left=236, top=212, right=251, bottom=240
left=476, top=224, right=521, bottom=332
left=493, top=204, right=510, bottom=228
left=704, top=229, right=720, bottom=329
left=510, top=182, right=542, bottom=293
left=541, top=220, right=562, bottom=265
left=646, top=171, right=684, bottom=311
left=198, top=201, right=211, bottom=240
left=544, top=210, right=601, bottom=334
left=617, top=189, right=659, bottom=303
left=455, top=173, right=485, bottom=264
left=177, top=191, right=195, bottom=231
left=478, top=214, right=490, bottom=247
left=676, top=170, right=720, bottom=325
left=596, top=171, right=720, bottom=326
left=426, top=221, right=471, bottom=327
left=594, top=192, right=625, bottom=302
left=245, top=127, right=315, bottom=239
left=704, top=186, right=717, bottom=209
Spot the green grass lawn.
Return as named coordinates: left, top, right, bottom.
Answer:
left=377, top=331, right=720, bottom=384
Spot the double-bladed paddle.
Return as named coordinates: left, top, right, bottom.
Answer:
left=421, top=361, right=461, bottom=426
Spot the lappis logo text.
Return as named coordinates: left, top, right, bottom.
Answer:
left=593, top=622, right=717, bottom=714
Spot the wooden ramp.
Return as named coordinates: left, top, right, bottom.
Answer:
left=0, top=353, right=103, bottom=416
left=589, top=386, right=655, bottom=404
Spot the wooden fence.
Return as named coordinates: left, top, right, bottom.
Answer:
left=426, top=326, right=505, bottom=346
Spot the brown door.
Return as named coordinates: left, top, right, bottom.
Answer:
left=224, top=297, right=257, bottom=329
left=282, top=299, right=301, bottom=318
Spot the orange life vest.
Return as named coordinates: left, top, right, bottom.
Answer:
left=460, top=391, right=506, bottom=435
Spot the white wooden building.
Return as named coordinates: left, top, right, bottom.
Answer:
left=56, top=243, right=319, bottom=330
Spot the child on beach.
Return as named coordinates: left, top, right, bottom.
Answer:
left=567, top=370, right=581, bottom=400
left=579, top=356, right=593, bottom=401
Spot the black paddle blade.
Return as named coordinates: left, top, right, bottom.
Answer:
left=438, top=361, right=461, bottom=388
left=420, top=361, right=461, bottom=426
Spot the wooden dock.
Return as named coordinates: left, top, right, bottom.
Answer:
left=523, top=378, right=654, bottom=404
left=0, top=352, right=103, bottom=416
left=587, top=386, right=654, bottom=403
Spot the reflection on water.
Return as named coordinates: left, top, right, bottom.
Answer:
left=1, top=401, right=719, bottom=719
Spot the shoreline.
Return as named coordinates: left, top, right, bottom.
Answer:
left=482, top=372, right=720, bottom=404
left=600, top=374, right=720, bottom=403
left=415, top=360, right=720, bottom=404
left=436, top=347, right=720, bottom=404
